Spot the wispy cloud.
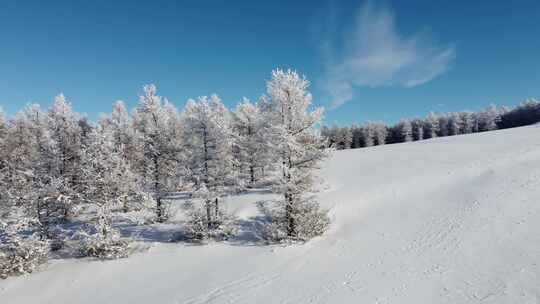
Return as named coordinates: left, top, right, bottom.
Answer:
left=320, top=2, right=456, bottom=109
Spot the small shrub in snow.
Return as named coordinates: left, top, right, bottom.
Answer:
left=155, top=198, right=178, bottom=223
left=182, top=185, right=238, bottom=241
left=0, top=218, right=48, bottom=279
left=123, top=209, right=158, bottom=226
left=122, top=193, right=177, bottom=224
left=261, top=199, right=330, bottom=243
left=184, top=200, right=237, bottom=241
left=0, top=237, right=49, bottom=279
left=78, top=230, right=130, bottom=260
left=47, top=226, right=68, bottom=252
left=119, top=193, right=160, bottom=225
left=77, top=205, right=131, bottom=260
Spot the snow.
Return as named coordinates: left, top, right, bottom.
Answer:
left=2, top=125, right=540, bottom=303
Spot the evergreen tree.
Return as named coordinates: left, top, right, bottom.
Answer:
left=458, top=112, right=474, bottom=134
left=437, top=115, right=449, bottom=137
left=47, top=94, right=83, bottom=221
left=411, top=118, right=424, bottom=141
left=447, top=113, right=461, bottom=136
left=372, top=123, right=388, bottom=146
left=396, top=120, right=413, bottom=142
left=335, top=126, right=352, bottom=150
left=320, top=126, right=333, bottom=148
left=232, top=98, right=272, bottom=186
left=477, top=104, right=500, bottom=131
left=350, top=124, right=362, bottom=148
left=263, top=69, right=329, bottom=241
left=109, top=101, right=137, bottom=164
left=360, top=123, right=375, bottom=147
left=182, top=94, right=235, bottom=237
left=424, top=112, right=440, bottom=139
left=78, top=126, right=139, bottom=259
left=132, top=84, right=181, bottom=222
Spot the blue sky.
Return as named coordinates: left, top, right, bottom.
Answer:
left=1, top=0, right=539, bottom=125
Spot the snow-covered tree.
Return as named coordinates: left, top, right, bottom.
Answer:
left=360, top=123, right=375, bottom=147
left=334, top=126, right=352, bottom=150
left=77, top=126, right=139, bottom=259
left=447, top=113, right=461, bottom=136
left=0, top=108, right=7, bottom=166
left=47, top=94, right=83, bottom=220
left=263, top=69, right=329, bottom=241
left=232, top=98, right=272, bottom=186
left=6, top=105, right=66, bottom=239
left=472, top=112, right=480, bottom=133
left=3, top=110, right=36, bottom=198
left=183, top=185, right=237, bottom=241
left=395, top=120, right=413, bottom=142
left=0, top=114, right=50, bottom=277
left=182, top=94, right=235, bottom=238
left=437, top=115, right=449, bottom=137
left=78, top=117, right=93, bottom=148
left=411, top=118, right=424, bottom=141
left=98, top=101, right=141, bottom=212
left=320, top=126, right=330, bottom=147
left=81, top=126, right=142, bottom=211
left=477, top=104, right=500, bottom=132
left=327, top=124, right=340, bottom=148
left=0, top=207, right=49, bottom=279
left=498, top=99, right=540, bottom=129
left=132, top=85, right=182, bottom=222
left=108, top=101, right=137, bottom=163
left=349, top=124, right=362, bottom=148
left=320, top=125, right=336, bottom=148
left=458, top=111, right=474, bottom=134
left=77, top=204, right=129, bottom=259
left=424, top=112, right=440, bottom=139
left=4, top=105, right=66, bottom=241
left=372, top=123, right=388, bottom=146
left=161, top=101, right=185, bottom=191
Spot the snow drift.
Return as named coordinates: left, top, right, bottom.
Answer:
left=1, top=125, right=539, bottom=303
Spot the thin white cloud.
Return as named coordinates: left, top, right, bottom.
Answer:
left=321, top=2, right=456, bottom=109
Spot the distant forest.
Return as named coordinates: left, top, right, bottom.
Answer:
left=322, top=99, right=540, bottom=150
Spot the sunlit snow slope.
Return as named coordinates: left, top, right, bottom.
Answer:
left=2, top=125, right=540, bottom=304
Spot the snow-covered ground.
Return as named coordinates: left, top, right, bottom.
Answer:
left=2, top=125, right=540, bottom=304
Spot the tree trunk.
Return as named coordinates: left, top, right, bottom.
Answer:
left=156, top=196, right=163, bottom=222
left=285, top=192, right=296, bottom=237
left=249, top=165, right=255, bottom=185
left=154, top=154, right=163, bottom=222
left=206, top=200, right=212, bottom=229
left=203, top=128, right=209, bottom=185
left=214, top=197, right=219, bottom=218
left=63, top=203, right=69, bottom=220
left=122, top=196, right=128, bottom=213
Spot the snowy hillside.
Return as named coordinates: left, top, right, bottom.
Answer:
left=2, top=125, right=540, bottom=304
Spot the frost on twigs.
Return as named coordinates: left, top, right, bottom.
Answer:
left=77, top=230, right=130, bottom=260
left=154, top=198, right=178, bottom=223
left=183, top=186, right=237, bottom=242
left=260, top=198, right=330, bottom=243
left=124, top=193, right=177, bottom=225
left=263, top=69, right=331, bottom=242
left=77, top=205, right=130, bottom=260
left=0, top=215, right=48, bottom=279
left=183, top=205, right=237, bottom=242
left=119, top=193, right=160, bottom=225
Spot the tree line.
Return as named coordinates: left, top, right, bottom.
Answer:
left=322, top=99, right=540, bottom=149
left=0, top=69, right=330, bottom=278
